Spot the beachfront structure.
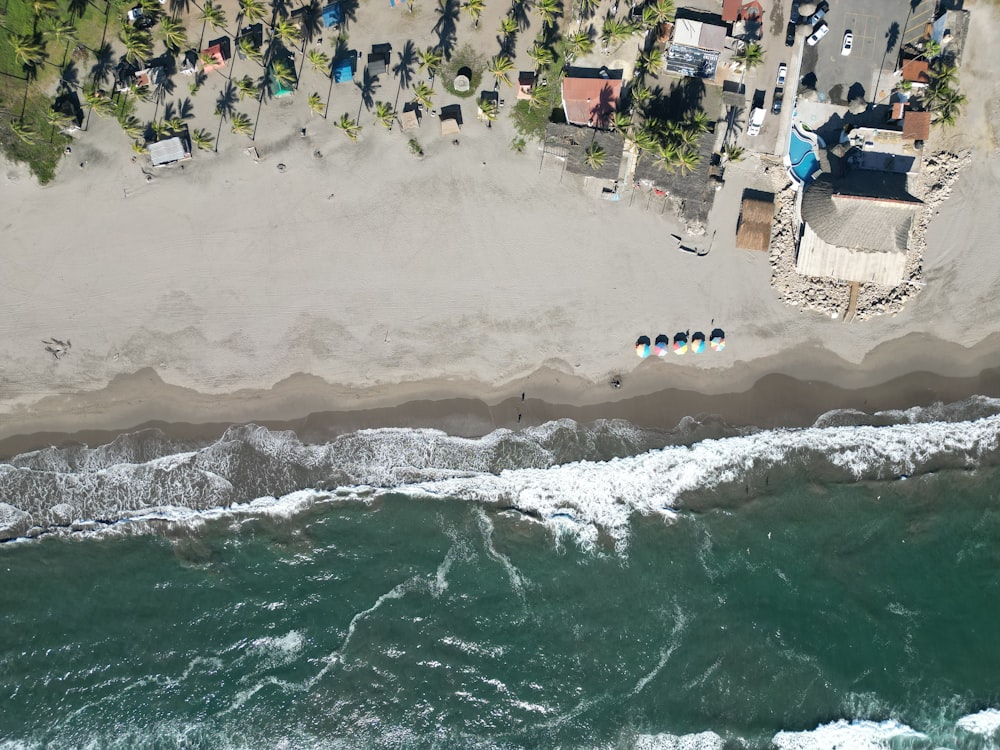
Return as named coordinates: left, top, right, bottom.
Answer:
left=542, top=123, right=625, bottom=182
left=795, top=174, right=921, bottom=286
left=735, top=190, right=775, bottom=252
left=333, top=57, right=353, bottom=83
left=148, top=136, right=192, bottom=167
left=666, top=18, right=727, bottom=80
left=560, top=67, right=623, bottom=129
left=897, top=59, right=931, bottom=87
left=517, top=72, right=536, bottom=101
left=201, top=42, right=228, bottom=74
left=321, top=1, right=343, bottom=28
left=902, top=111, right=931, bottom=143
left=929, top=9, right=970, bottom=64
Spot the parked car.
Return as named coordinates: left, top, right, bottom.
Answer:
left=772, top=92, right=783, bottom=114
left=126, top=6, right=143, bottom=21
left=809, top=0, right=830, bottom=25
left=807, top=22, right=830, bottom=46
left=785, top=22, right=796, bottom=47
left=747, top=107, right=766, bottom=136
left=842, top=31, right=854, bottom=56
left=776, top=63, right=787, bottom=88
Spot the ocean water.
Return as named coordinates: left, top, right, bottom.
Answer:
left=2, top=401, right=1000, bottom=749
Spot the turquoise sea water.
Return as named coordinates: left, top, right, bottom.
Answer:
left=2, top=454, right=999, bottom=748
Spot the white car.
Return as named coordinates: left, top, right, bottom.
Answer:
left=776, top=63, right=787, bottom=88
left=807, top=22, right=830, bottom=46
left=747, top=107, right=765, bottom=137
left=842, top=31, right=854, bottom=56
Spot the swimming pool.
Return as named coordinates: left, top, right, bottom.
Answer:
left=787, top=125, right=820, bottom=185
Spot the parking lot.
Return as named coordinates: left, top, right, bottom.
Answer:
left=799, top=0, right=936, bottom=105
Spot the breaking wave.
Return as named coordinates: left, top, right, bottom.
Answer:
left=2, top=396, right=1000, bottom=545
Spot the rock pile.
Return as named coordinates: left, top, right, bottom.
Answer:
left=767, top=150, right=972, bottom=321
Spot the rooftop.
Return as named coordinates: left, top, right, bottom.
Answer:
left=543, top=123, right=625, bottom=181
left=561, top=68, right=623, bottom=129
left=735, top=190, right=775, bottom=252
left=899, top=59, right=930, bottom=85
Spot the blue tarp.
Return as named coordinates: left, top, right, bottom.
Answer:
left=333, top=58, right=353, bottom=83
left=321, top=2, right=342, bottom=27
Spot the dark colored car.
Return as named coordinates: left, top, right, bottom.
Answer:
left=785, top=22, right=796, bottom=47
left=772, top=91, right=783, bottom=114
left=809, top=0, right=830, bottom=25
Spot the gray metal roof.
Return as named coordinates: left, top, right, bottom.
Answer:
left=148, top=137, right=189, bottom=166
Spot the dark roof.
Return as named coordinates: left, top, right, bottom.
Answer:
left=801, top=174, right=921, bottom=253
left=633, top=130, right=717, bottom=224
left=544, top=123, right=624, bottom=180
left=902, top=110, right=931, bottom=141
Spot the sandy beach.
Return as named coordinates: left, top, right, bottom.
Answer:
left=3, top=0, right=1000, bottom=455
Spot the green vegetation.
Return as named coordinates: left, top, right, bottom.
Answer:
left=924, top=61, right=965, bottom=128
left=584, top=142, right=605, bottom=170
left=334, top=112, right=361, bottom=141
left=442, top=44, right=485, bottom=98
left=734, top=41, right=765, bottom=71
left=510, top=136, right=526, bottom=153
left=408, top=137, right=423, bottom=156
left=510, top=64, right=564, bottom=141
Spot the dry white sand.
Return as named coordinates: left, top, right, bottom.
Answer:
left=2, top=0, right=1000, bottom=440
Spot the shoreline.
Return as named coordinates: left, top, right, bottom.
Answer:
left=5, top=331, right=1000, bottom=459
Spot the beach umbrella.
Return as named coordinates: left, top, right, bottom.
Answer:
left=690, top=337, right=706, bottom=354
left=672, top=340, right=687, bottom=355
left=636, top=342, right=651, bottom=358
left=654, top=334, right=670, bottom=356
left=710, top=336, right=725, bottom=351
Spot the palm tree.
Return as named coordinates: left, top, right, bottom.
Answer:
left=121, top=27, right=152, bottom=66
left=646, top=0, right=674, bottom=24
left=373, top=100, right=395, bottom=128
left=10, top=120, right=37, bottom=145
left=611, top=111, right=632, bottom=135
left=577, top=0, right=600, bottom=19
left=463, top=0, right=485, bottom=27
left=120, top=115, right=143, bottom=138
left=584, top=142, right=605, bottom=170
left=687, top=110, right=711, bottom=135
left=639, top=47, right=664, bottom=76
left=334, top=112, right=361, bottom=141
left=499, top=14, right=517, bottom=35
left=601, top=17, right=631, bottom=49
left=131, top=139, right=147, bottom=154
left=306, top=92, right=324, bottom=115
left=84, top=89, right=115, bottom=117
left=239, top=36, right=264, bottom=65
left=920, top=38, right=941, bottom=61
left=273, top=19, right=301, bottom=46
left=479, top=97, right=498, bottom=122
left=722, top=142, right=745, bottom=162
left=510, top=136, right=526, bottom=153
left=417, top=47, right=443, bottom=77
left=150, top=119, right=170, bottom=139
left=652, top=140, right=678, bottom=171
left=412, top=81, right=435, bottom=109
left=230, top=111, right=254, bottom=136
left=192, top=128, right=215, bottom=149
left=46, top=20, right=77, bottom=48
left=629, top=82, right=652, bottom=110
left=12, top=34, right=46, bottom=69
left=487, top=54, right=514, bottom=86
left=535, top=0, right=562, bottom=27
left=239, top=0, right=267, bottom=24
left=199, top=1, right=228, bottom=32
left=46, top=108, right=74, bottom=131
left=564, top=30, right=594, bottom=61
left=269, top=58, right=296, bottom=89
left=674, top=145, right=700, bottom=174
left=235, top=75, right=258, bottom=99
left=307, top=48, right=330, bottom=74
left=632, top=124, right=658, bottom=152
left=31, top=0, right=56, bottom=18
left=734, top=41, right=764, bottom=71
left=527, top=42, right=554, bottom=70
left=159, top=17, right=188, bottom=52
left=166, top=116, right=186, bottom=133
left=131, top=83, right=153, bottom=102
left=928, top=61, right=958, bottom=92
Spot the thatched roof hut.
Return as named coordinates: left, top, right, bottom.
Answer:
left=735, top=190, right=775, bottom=252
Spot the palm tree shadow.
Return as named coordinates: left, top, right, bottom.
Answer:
left=169, top=0, right=190, bottom=14
left=497, top=32, right=517, bottom=57
left=356, top=67, right=379, bottom=111
left=67, top=0, right=89, bottom=18
left=60, top=61, right=80, bottom=89
left=394, top=39, right=416, bottom=89
left=298, top=0, right=323, bottom=43
left=433, top=0, right=459, bottom=59
left=215, top=80, right=238, bottom=119
left=338, top=0, right=359, bottom=29
left=89, top=42, right=115, bottom=87
left=177, top=96, right=195, bottom=119
left=162, top=100, right=178, bottom=121
left=511, top=0, right=531, bottom=32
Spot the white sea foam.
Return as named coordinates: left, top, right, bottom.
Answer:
left=631, top=732, right=725, bottom=750
left=957, top=708, right=1000, bottom=736
left=5, top=408, right=1000, bottom=549
left=772, top=719, right=928, bottom=749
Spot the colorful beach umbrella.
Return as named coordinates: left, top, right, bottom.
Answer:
left=690, top=337, right=706, bottom=354
left=636, top=342, right=651, bottom=358
left=672, top=340, right=687, bottom=355
left=710, top=336, right=725, bottom=351
left=654, top=334, right=670, bottom=357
